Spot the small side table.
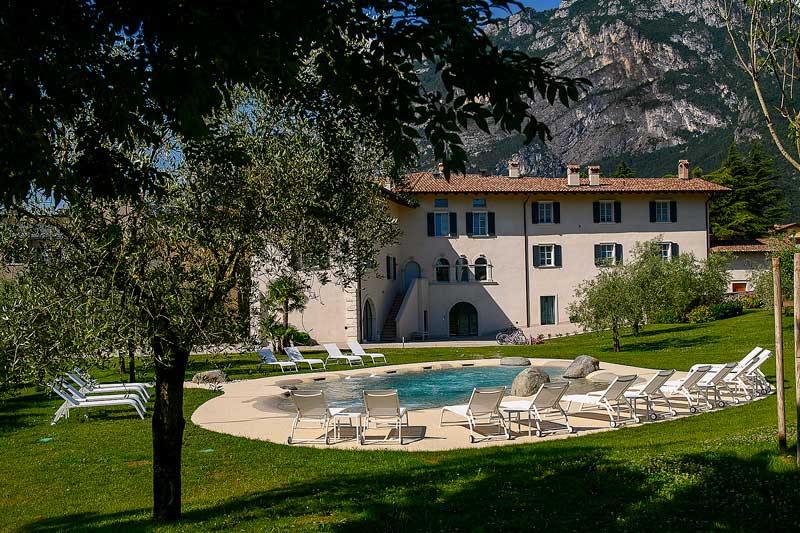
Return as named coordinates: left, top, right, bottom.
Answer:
left=331, top=408, right=363, bottom=442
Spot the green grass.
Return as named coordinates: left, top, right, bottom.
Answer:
left=2, top=310, right=799, bottom=531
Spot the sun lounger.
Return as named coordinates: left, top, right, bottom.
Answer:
left=361, top=389, right=408, bottom=444
left=440, top=386, right=510, bottom=443
left=734, top=350, right=773, bottom=397
left=624, top=369, right=676, bottom=422
left=257, top=348, right=298, bottom=373
left=287, top=390, right=350, bottom=445
left=285, top=346, right=326, bottom=370
left=65, top=370, right=150, bottom=402
left=346, top=341, right=387, bottom=365
left=697, top=362, right=739, bottom=408
left=322, top=343, right=364, bottom=367
left=690, top=346, right=764, bottom=374
left=661, top=365, right=711, bottom=413
left=50, top=379, right=146, bottom=425
left=563, top=374, right=638, bottom=428
left=500, top=381, right=572, bottom=437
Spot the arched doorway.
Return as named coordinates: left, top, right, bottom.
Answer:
left=403, top=260, right=421, bottom=291
left=362, top=300, right=375, bottom=342
left=449, top=302, right=478, bottom=337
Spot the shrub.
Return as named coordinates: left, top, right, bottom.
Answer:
left=650, top=308, right=686, bottom=324
left=708, top=301, right=744, bottom=320
left=686, top=305, right=714, bottom=324
left=742, top=295, right=761, bottom=309
left=291, top=330, right=311, bottom=346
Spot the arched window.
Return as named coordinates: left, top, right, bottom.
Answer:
left=362, top=299, right=375, bottom=342
left=455, top=256, right=469, bottom=282
left=435, top=258, right=450, bottom=282
left=474, top=256, right=488, bottom=281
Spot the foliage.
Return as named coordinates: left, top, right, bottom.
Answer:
left=708, top=301, right=744, bottom=320
left=741, top=294, right=762, bottom=309
left=257, top=314, right=309, bottom=354
left=0, top=1, right=589, bottom=205
left=570, top=238, right=729, bottom=349
left=686, top=305, right=714, bottom=324
left=610, top=160, right=635, bottom=178
left=749, top=238, right=798, bottom=306
left=707, top=143, right=788, bottom=239
left=262, top=275, right=308, bottom=328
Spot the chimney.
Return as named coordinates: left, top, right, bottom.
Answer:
left=508, top=160, right=520, bottom=178
left=588, top=165, right=601, bottom=186
left=567, top=164, right=580, bottom=186
left=678, top=159, right=689, bottom=180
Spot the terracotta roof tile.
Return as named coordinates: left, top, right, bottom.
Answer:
left=709, top=239, right=771, bottom=253
left=398, top=172, right=730, bottom=195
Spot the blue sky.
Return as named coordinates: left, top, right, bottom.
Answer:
left=518, top=0, right=562, bottom=10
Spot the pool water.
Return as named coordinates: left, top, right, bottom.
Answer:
left=279, top=364, right=606, bottom=411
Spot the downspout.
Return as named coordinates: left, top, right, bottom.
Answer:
left=355, top=276, right=362, bottom=342
left=523, top=195, right=531, bottom=328
left=705, top=196, right=711, bottom=255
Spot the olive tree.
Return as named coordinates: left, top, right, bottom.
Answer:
left=1, top=97, right=399, bottom=520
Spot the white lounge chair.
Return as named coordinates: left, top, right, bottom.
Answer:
left=287, top=390, right=350, bottom=444
left=500, top=381, right=572, bottom=437
left=563, top=374, right=638, bottom=428
left=623, top=369, right=676, bottom=422
left=256, top=348, right=298, bottom=373
left=50, top=379, right=146, bottom=425
left=697, top=362, right=739, bottom=408
left=361, top=389, right=408, bottom=444
left=65, top=370, right=150, bottom=402
left=731, top=350, right=773, bottom=398
left=346, top=341, right=387, bottom=365
left=59, top=379, right=147, bottom=412
left=690, top=346, right=764, bottom=375
left=285, top=346, right=326, bottom=370
left=661, top=365, right=711, bottom=413
left=322, top=343, right=364, bottom=367
left=74, top=367, right=153, bottom=394
left=440, top=386, right=510, bottom=443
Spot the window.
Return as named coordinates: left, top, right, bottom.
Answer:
left=472, top=198, right=486, bottom=208
left=472, top=212, right=488, bottom=236
left=539, top=244, right=554, bottom=267
left=435, top=258, right=450, bottom=282
left=434, top=198, right=448, bottom=208
left=455, top=256, right=469, bottom=282
left=533, top=244, right=562, bottom=267
left=540, top=296, right=556, bottom=325
left=385, top=255, right=398, bottom=279
left=650, top=200, right=677, bottom=223
left=538, top=202, right=553, bottom=224
left=655, top=201, right=670, bottom=223
left=594, top=243, right=620, bottom=266
left=659, top=243, right=671, bottom=260
left=434, top=212, right=450, bottom=236
left=598, top=201, right=613, bottom=223
left=474, top=256, right=488, bottom=281
left=732, top=282, right=748, bottom=293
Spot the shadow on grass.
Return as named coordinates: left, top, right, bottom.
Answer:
left=620, top=334, right=720, bottom=353
left=20, top=444, right=800, bottom=532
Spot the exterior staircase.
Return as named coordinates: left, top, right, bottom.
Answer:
left=380, top=293, right=404, bottom=342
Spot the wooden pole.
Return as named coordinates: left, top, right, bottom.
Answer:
left=794, top=253, right=800, bottom=467
left=773, top=257, right=787, bottom=453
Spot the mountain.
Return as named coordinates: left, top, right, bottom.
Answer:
left=419, top=0, right=800, bottom=216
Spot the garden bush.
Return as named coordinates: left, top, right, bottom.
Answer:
left=709, top=301, right=744, bottom=320
left=741, top=295, right=761, bottom=309
left=686, top=305, right=714, bottom=323
left=650, top=308, right=685, bottom=324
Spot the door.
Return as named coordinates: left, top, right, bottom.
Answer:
left=362, top=300, right=374, bottom=342
left=449, top=302, right=478, bottom=336
left=403, top=261, right=421, bottom=291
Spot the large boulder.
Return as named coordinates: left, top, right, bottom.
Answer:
left=500, top=356, right=531, bottom=367
left=192, top=370, right=228, bottom=384
left=510, top=367, right=551, bottom=396
left=563, top=355, right=600, bottom=379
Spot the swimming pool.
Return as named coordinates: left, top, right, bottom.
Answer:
left=279, top=364, right=606, bottom=411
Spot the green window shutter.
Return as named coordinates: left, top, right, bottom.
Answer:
left=427, top=213, right=434, bottom=236
left=488, top=212, right=496, bottom=235
left=592, top=202, right=600, bottom=223
left=615, top=243, right=623, bottom=264
left=466, top=212, right=473, bottom=235
left=531, top=202, right=539, bottom=224
left=670, top=201, right=677, bottom=222
left=554, top=245, right=562, bottom=267
left=553, top=202, right=561, bottom=224
left=613, top=201, right=622, bottom=223
left=532, top=246, right=540, bottom=267
left=649, top=201, right=656, bottom=223
left=449, top=212, right=458, bottom=236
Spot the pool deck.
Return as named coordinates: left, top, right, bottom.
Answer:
left=189, top=358, right=754, bottom=451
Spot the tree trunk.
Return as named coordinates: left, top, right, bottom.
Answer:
left=612, top=326, right=620, bottom=352
left=632, top=322, right=640, bottom=336
left=282, top=300, right=289, bottom=328
left=152, top=340, right=189, bottom=522
left=118, top=351, right=126, bottom=376
left=128, top=346, right=137, bottom=383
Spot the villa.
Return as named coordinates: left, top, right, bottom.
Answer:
left=255, top=160, right=728, bottom=343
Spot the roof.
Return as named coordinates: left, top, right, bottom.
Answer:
left=709, top=239, right=771, bottom=253
left=399, top=172, right=730, bottom=195
left=769, top=222, right=800, bottom=232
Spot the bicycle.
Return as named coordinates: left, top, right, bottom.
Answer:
left=496, top=327, right=528, bottom=345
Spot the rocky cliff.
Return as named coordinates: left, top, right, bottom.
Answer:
left=419, top=0, right=799, bottom=213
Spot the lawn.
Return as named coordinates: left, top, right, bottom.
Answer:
left=1, top=310, right=799, bottom=531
